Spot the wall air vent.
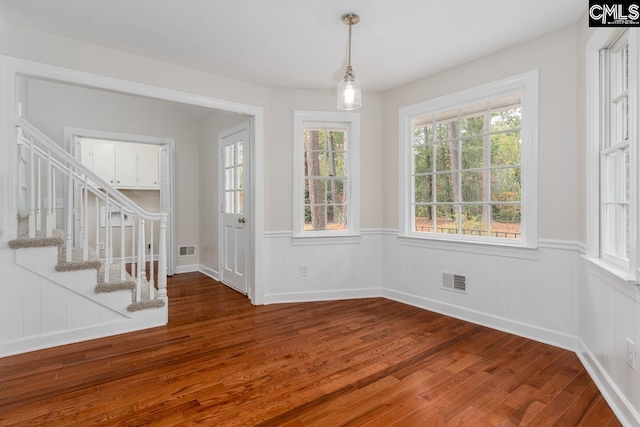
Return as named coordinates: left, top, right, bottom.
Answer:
left=442, top=272, right=467, bottom=293
left=178, top=245, right=196, bottom=257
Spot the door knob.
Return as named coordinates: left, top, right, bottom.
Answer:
left=238, top=218, right=246, bottom=224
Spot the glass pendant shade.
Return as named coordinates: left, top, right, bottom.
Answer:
left=337, top=75, right=362, bottom=110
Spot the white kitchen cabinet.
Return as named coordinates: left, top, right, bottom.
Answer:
left=79, top=139, right=159, bottom=189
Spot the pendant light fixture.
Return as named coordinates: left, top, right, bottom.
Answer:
left=337, top=13, right=361, bottom=110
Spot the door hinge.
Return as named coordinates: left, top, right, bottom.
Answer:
left=220, top=203, right=224, bottom=213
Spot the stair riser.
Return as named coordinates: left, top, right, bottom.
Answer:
left=15, top=247, right=139, bottom=315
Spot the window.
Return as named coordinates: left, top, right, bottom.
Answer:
left=600, top=31, right=630, bottom=269
left=399, top=71, right=538, bottom=247
left=293, top=111, right=360, bottom=239
left=587, top=28, right=638, bottom=277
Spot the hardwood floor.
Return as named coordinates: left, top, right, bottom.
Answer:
left=0, top=273, right=622, bottom=426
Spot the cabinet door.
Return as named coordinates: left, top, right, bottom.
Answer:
left=115, top=145, right=137, bottom=187
left=92, top=143, right=116, bottom=185
left=138, top=147, right=160, bottom=189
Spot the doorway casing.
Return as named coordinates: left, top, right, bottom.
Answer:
left=0, top=55, right=265, bottom=304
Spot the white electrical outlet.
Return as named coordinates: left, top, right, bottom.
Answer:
left=300, top=265, right=308, bottom=277
left=626, top=338, right=636, bottom=370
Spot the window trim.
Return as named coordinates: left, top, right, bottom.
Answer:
left=398, top=70, right=539, bottom=248
left=586, top=28, right=639, bottom=281
left=293, top=110, right=360, bottom=240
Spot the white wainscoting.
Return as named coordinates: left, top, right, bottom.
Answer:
left=262, top=230, right=384, bottom=304
left=578, top=257, right=640, bottom=425
left=381, top=233, right=580, bottom=350
left=0, top=247, right=135, bottom=356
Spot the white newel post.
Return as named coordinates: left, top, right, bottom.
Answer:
left=131, top=219, right=137, bottom=281
left=136, top=218, right=146, bottom=302
left=149, top=220, right=155, bottom=296
left=28, top=140, right=35, bottom=238
left=158, top=217, right=168, bottom=301
left=120, top=206, right=126, bottom=281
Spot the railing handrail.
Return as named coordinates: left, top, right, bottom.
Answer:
left=17, top=117, right=167, bottom=223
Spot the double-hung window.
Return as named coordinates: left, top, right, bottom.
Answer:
left=601, top=31, right=631, bottom=269
left=588, top=28, right=638, bottom=277
left=399, top=71, right=538, bottom=247
left=293, top=111, right=360, bottom=240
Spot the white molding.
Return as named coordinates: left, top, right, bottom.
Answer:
left=0, top=54, right=265, bottom=305
left=360, top=228, right=385, bottom=235
left=263, top=288, right=381, bottom=305
left=199, top=265, right=219, bottom=281
left=264, top=231, right=293, bottom=239
left=0, top=318, right=164, bottom=358
left=397, top=235, right=539, bottom=260
left=576, top=338, right=640, bottom=427
left=398, top=70, right=539, bottom=248
left=265, top=228, right=384, bottom=239
left=292, top=235, right=361, bottom=246
left=174, top=264, right=200, bottom=274
left=382, top=288, right=579, bottom=352
left=537, top=239, right=581, bottom=251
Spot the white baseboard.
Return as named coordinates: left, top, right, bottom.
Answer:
left=174, top=264, right=199, bottom=274
left=576, top=339, right=640, bottom=427
left=264, top=288, right=382, bottom=305
left=0, top=318, right=165, bottom=358
left=381, top=288, right=579, bottom=352
left=199, top=265, right=219, bottom=281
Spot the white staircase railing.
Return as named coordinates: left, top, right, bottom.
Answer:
left=16, top=118, right=168, bottom=303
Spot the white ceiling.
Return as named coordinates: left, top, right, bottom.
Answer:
left=0, top=0, right=585, bottom=92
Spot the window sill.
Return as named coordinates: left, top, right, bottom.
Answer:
left=397, top=235, right=538, bottom=260
left=292, top=234, right=361, bottom=246
left=582, top=255, right=639, bottom=286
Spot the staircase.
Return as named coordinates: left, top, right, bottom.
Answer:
left=0, top=118, right=169, bottom=357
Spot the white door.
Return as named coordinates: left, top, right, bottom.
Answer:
left=219, top=122, right=250, bottom=294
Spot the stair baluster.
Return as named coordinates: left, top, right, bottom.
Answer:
left=131, top=216, right=136, bottom=281
left=95, top=195, right=100, bottom=256
left=104, top=197, right=110, bottom=284
left=120, top=204, right=125, bottom=282
left=65, top=161, right=73, bottom=261
left=36, top=158, right=42, bottom=232
left=82, top=176, right=89, bottom=261
left=28, top=137, right=35, bottom=238
left=46, top=150, right=54, bottom=238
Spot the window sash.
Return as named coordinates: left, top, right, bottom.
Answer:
left=410, top=93, right=523, bottom=242
left=293, top=111, right=360, bottom=238
left=600, top=32, right=631, bottom=269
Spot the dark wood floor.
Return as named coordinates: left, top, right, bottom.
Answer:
left=0, top=273, right=621, bottom=426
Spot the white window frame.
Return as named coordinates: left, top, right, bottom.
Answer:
left=293, top=111, right=360, bottom=243
left=398, top=70, right=539, bottom=249
left=586, top=28, right=639, bottom=282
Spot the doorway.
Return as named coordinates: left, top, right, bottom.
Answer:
left=1, top=56, right=265, bottom=304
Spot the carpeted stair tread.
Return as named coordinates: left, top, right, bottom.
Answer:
left=13, top=219, right=164, bottom=313
left=127, top=299, right=165, bottom=312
